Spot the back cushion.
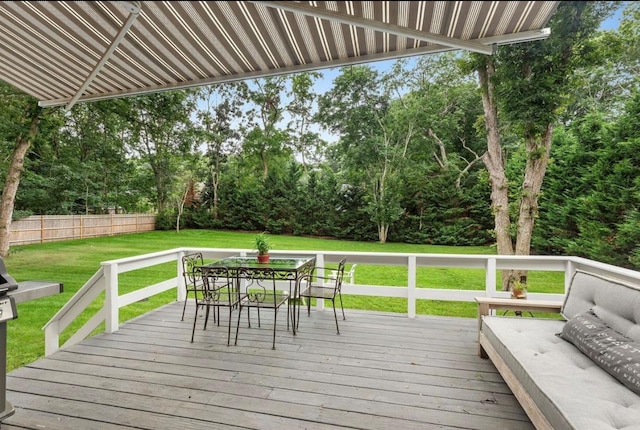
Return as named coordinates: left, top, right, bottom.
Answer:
left=558, top=309, right=640, bottom=395
left=562, top=270, right=640, bottom=342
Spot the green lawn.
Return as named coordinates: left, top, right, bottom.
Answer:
left=4, top=229, right=564, bottom=371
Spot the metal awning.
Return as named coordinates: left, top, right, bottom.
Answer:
left=0, top=1, right=560, bottom=110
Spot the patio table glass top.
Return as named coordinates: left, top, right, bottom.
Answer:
left=201, top=256, right=315, bottom=277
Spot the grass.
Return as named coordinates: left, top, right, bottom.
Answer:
left=4, top=229, right=565, bottom=371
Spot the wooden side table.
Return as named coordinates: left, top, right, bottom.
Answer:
left=475, top=297, right=564, bottom=357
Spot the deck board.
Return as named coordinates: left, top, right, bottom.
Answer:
left=5, top=302, right=533, bottom=429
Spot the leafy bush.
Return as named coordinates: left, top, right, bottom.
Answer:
left=155, top=210, right=175, bottom=230
left=12, top=210, right=33, bottom=221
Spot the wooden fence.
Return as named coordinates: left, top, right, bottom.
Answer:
left=9, top=214, right=156, bottom=245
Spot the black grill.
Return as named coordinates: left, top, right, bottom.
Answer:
left=0, top=259, right=18, bottom=296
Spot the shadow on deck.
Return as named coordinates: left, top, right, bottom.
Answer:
left=5, top=302, right=533, bottom=429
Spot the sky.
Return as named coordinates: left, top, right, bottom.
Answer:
left=601, top=3, right=627, bottom=30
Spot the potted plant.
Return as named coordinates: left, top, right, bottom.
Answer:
left=510, top=279, right=527, bottom=299
left=254, top=233, right=271, bottom=263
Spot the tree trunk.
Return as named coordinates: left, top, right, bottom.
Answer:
left=211, top=169, right=219, bottom=219
left=477, top=60, right=514, bottom=248
left=478, top=58, right=554, bottom=290
left=0, top=104, right=41, bottom=257
left=515, top=124, right=553, bottom=256
left=261, top=150, right=268, bottom=180
left=378, top=224, right=388, bottom=243
left=477, top=57, right=514, bottom=290
left=176, top=186, right=188, bottom=233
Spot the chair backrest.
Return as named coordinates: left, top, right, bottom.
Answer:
left=201, top=266, right=238, bottom=302
left=324, top=257, right=346, bottom=281
left=182, top=252, right=204, bottom=286
left=237, top=267, right=283, bottom=306
left=330, top=258, right=347, bottom=291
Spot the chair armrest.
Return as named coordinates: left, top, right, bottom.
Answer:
left=313, top=266, right=340, bottom=271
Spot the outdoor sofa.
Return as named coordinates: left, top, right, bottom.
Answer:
left=478, top=269, right=640, bottom=430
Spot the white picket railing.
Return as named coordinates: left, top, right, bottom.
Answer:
left=43, top=247, right=640, bottom=356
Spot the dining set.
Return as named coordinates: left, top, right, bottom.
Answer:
left=180, top=253, right=348, bottom=349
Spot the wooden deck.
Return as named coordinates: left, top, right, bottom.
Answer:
left=4, top=302, right=533, bottom=430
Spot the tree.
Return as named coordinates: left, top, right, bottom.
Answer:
left=244, top=76, right=291, bottom=180
left=618, top=2, right=640, bottom=83
left=287, top=72, right=324, bottom=171
left=317, top=65, right=416, bottom=242
left=469, top=1, right=619, bottom=289
left=195, top=82, right=247, bottom=219
left=121, top=90, right=198, bottom=212
left=386, top=54, right=490, bottom=245
left=0, top=82, right=63, bottom=257
left=172, top=161, right=204, bottom=233
left=55, top=101, right=135, bottom=214
left=534, top=93, right=640, bottom=269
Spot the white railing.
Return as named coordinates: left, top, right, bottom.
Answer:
left=43, top=247, right=640, bottom=356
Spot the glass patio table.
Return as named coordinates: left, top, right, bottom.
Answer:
left=199, top=256, right=316, bottom=335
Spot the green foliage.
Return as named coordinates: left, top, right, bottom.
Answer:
left=155, top=210, right=176, bottom=231
left=11, top=210, right=33, bottom=220
left=493, top=1, right=619, bottom=138
left=254, top=232, right=271, bottom=254
left=534, top=92, right=640, bottom=269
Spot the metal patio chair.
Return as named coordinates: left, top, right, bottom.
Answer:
left=181, top=252, right=205, bottom=321
left=298, top=257, right=347, bottom=334
left=234, top=268, right=290, bottom=350
left=191, top=266, right=242, bottom=346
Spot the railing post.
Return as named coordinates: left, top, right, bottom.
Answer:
left=564, top=259, right=575, bottom=294
left=177, top=250, right=186, bottom=302
left=104, top=262, right=119, bottom=333
left=407, top=256, right=416, bottom=318
left=486, top=258, right=497, bottom=297
left=316, top=253, right=325, bottom=311
left=44, top=320, right=59, bottom=356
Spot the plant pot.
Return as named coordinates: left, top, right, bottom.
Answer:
left=511, top=288, right=527, bottom=299
left=257, top=254, right=270, bottom=263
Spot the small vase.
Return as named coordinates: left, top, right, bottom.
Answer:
left=257, top=254, right=270, bottom=263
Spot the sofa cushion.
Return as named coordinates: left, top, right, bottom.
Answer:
left=482, top=316, right=640, bottom=430
left=561, top=270, right=640, bottom=342
left=558, top=309, right=640, bottom=395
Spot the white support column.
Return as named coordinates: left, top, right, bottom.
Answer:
left=104, top=263, right=119, bottom=333
left=407, top=256, right=416, bottom=318
left=486, top=258, right=497, bottom=297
